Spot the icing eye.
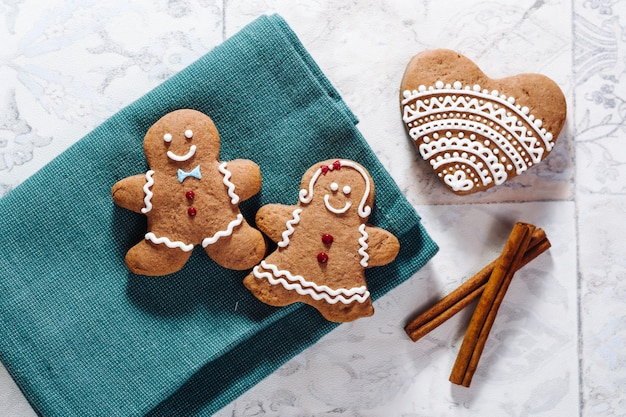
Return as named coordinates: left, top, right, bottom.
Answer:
left=330, top=182, right=339, bottom=192
left=163, top=133, right=172, bottom=143
left=342, top=185, right=351, bottom=195
left=184, top=129, right=193, bottom=139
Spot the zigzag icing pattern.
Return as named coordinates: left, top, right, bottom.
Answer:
left=202, top=213, right=244, bottom=247
left=145, top=214, right=244, bottom=251
left=145, top=232, right=194, bottom=252
left=253, top=260, right=370, bottom=305
left=358, top=223, right=369, bottom=267
left=277, top=208, right=303, bottom=248
left=218, top=162, right=239, bottom=204
left=140, top=170, right=155, bottom=214
left=401, top=81, right=556, bottom=192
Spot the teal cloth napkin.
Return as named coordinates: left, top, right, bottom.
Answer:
left=0, top=14, right=438, bottom=416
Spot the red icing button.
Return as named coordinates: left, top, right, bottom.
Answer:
left=185, top=190, right=195, bottom=200
left=187, top=207, right=197, bottom=217
left=317, top=252, right=329, bottom=263
left=322, top=234, right=334, bottom=245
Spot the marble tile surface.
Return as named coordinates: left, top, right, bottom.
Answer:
left=216, top=201, right=578, bottom=416
left=0, top=0, right=624, bottom=416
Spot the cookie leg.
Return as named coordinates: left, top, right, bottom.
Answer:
left=204, top=223, right=266, bottom=270
left=243, top=270, right=301, bottom=307
left=125, top=240, right=192, bottom=276
left=316, top=299, right=374, bottom=323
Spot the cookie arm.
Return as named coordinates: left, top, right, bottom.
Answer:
left=255, top=204, right=298, bottom=243
left=363, top=226, right=400, bottom=267
left=112, top=174, right=149, bottom=213
left=223, top=159, right=262, bottom=202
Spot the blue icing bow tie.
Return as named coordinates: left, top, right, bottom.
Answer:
left=177, top=165, right=202, bottom=183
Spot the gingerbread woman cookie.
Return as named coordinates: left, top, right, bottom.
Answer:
left=243, top=159, right=400, bottom=322
left=112, top=109, right=266, bottom=275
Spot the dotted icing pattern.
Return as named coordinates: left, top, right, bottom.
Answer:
left=401, top=81, right=556, bottom=193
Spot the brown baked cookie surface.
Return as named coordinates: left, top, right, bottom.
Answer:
left=400, top=49, right=566, bottom=195
left=243, top=159, right=400, bottom=323
left=112, top=109, right=266, bottom=275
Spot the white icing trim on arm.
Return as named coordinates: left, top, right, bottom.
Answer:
left=358, top=223, right=369, bottom=267
left=140, top=170, right=155, bottom=214
left=277, top=208, right=303, bottom=248
left=218, top=162, right=240, bottom=204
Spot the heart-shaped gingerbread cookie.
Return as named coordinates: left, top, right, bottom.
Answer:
left=400, top=49, right=566, bottom=195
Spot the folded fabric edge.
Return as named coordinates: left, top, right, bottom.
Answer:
left=371, top=221, right=439, bottom=299
left=265, top=14, right=359, bottom=126
left=144, top=221, right=437, bottom=415
left=0, top=12, right=439, bottom=416
left=0, top=13, right=354, bottom=205
left=147, top=304, right=336, bottom=416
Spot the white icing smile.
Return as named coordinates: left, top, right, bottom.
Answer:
left=324, top=194, right=351, bottom=214
left=167, top=145, right=197, bottom=162
left=299, top=160, right=372, bottom=219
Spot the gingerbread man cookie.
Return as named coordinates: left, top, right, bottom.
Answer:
left=243, top=159, right=400, bottom=322
left=112, top=109, right=266, bottom=275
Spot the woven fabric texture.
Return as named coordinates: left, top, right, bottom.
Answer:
left=0, top=14, right=438, bottom=416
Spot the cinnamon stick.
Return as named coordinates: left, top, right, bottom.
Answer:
left=405, top=228, right=550, bottom=342
left=449, top=222, right=536, bottom=387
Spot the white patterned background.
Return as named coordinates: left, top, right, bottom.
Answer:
left=1, top=0, right=625, bottom=416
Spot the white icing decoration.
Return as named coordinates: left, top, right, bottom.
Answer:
left=218, top=162, right=239, bottom=204
left=167, top=145, right=197, bottom=162
left=358, top=223, right=369, bottom=267
left=444, top=170, right=474, bottom=191
left=415, top=119, right=530, bottom=174
left=403, top=83, right=553, bottom=148
left=342, top=185, right=351, bottom=195
left=299, top=160, right=371, bottom=218
left=201, top=214, right=244, bottom=247
left=140, top=170, right=155, bottom=214
left=253, top=260, right=370, bottom=305
left=145, top=232, right=194, bottom=252
left=330, top=182, right=339, bottom=191
left=324, top=194, right=351, bottom=214
left=277, top=208, right=303, bottom=248
left=163, top=133, right=172, bottom=143
left=419, top=134, right=506, bottom=186
left=401, top=81, right=556, bottom=190
left=184, top=129, right=193, bottom=139
left=145, top=215, right=244, bottom=250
